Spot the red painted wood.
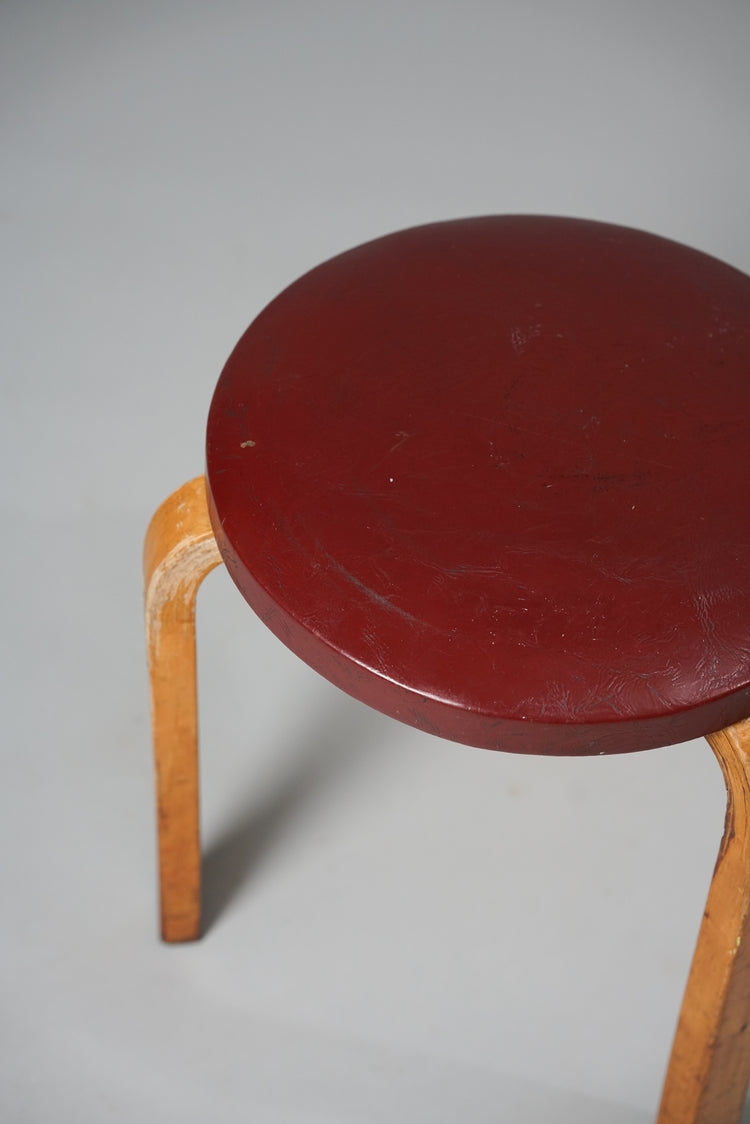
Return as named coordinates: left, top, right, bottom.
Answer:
left=206, top=216, right=750, bottom=755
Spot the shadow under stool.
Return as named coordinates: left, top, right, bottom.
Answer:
left=144, top=215, right=750, bottom=1123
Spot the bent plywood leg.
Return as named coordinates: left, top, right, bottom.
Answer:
left=144, top=477, right=223, bottom=942
left=658, top=718, right=750, bottom=1124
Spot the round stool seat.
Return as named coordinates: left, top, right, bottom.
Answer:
left=206, top=216, right=750, bottom=755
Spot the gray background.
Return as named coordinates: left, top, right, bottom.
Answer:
left=3, top=2, right=750, bottom=1120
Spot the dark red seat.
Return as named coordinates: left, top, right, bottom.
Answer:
left=205, top=215, right=750, bottom=756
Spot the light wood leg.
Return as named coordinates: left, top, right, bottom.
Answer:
left=658, top=718, right=750, bottom=1123
left=144, top=477, right=223, bottom=942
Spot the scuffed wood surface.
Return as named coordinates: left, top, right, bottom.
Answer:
left=658, top=719, right=750, bottom=1123
left=144, top=476, right=222, bottom=942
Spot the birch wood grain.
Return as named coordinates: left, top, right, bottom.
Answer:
left=144, top=476, right=222, bottom=942
left=658, top=719, right=750, bottom=1123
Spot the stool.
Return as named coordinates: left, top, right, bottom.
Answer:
left=144, top=216, right=750, bottom=1123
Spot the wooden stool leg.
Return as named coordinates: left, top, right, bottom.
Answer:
left=144, top=477, right=223, bottom=942
left=658, top=718, right=750, bottom=1123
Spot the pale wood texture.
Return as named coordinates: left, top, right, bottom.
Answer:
left=144, top=476, right=223, bottom=942
left=658, top=718, right=750, bottom=1123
